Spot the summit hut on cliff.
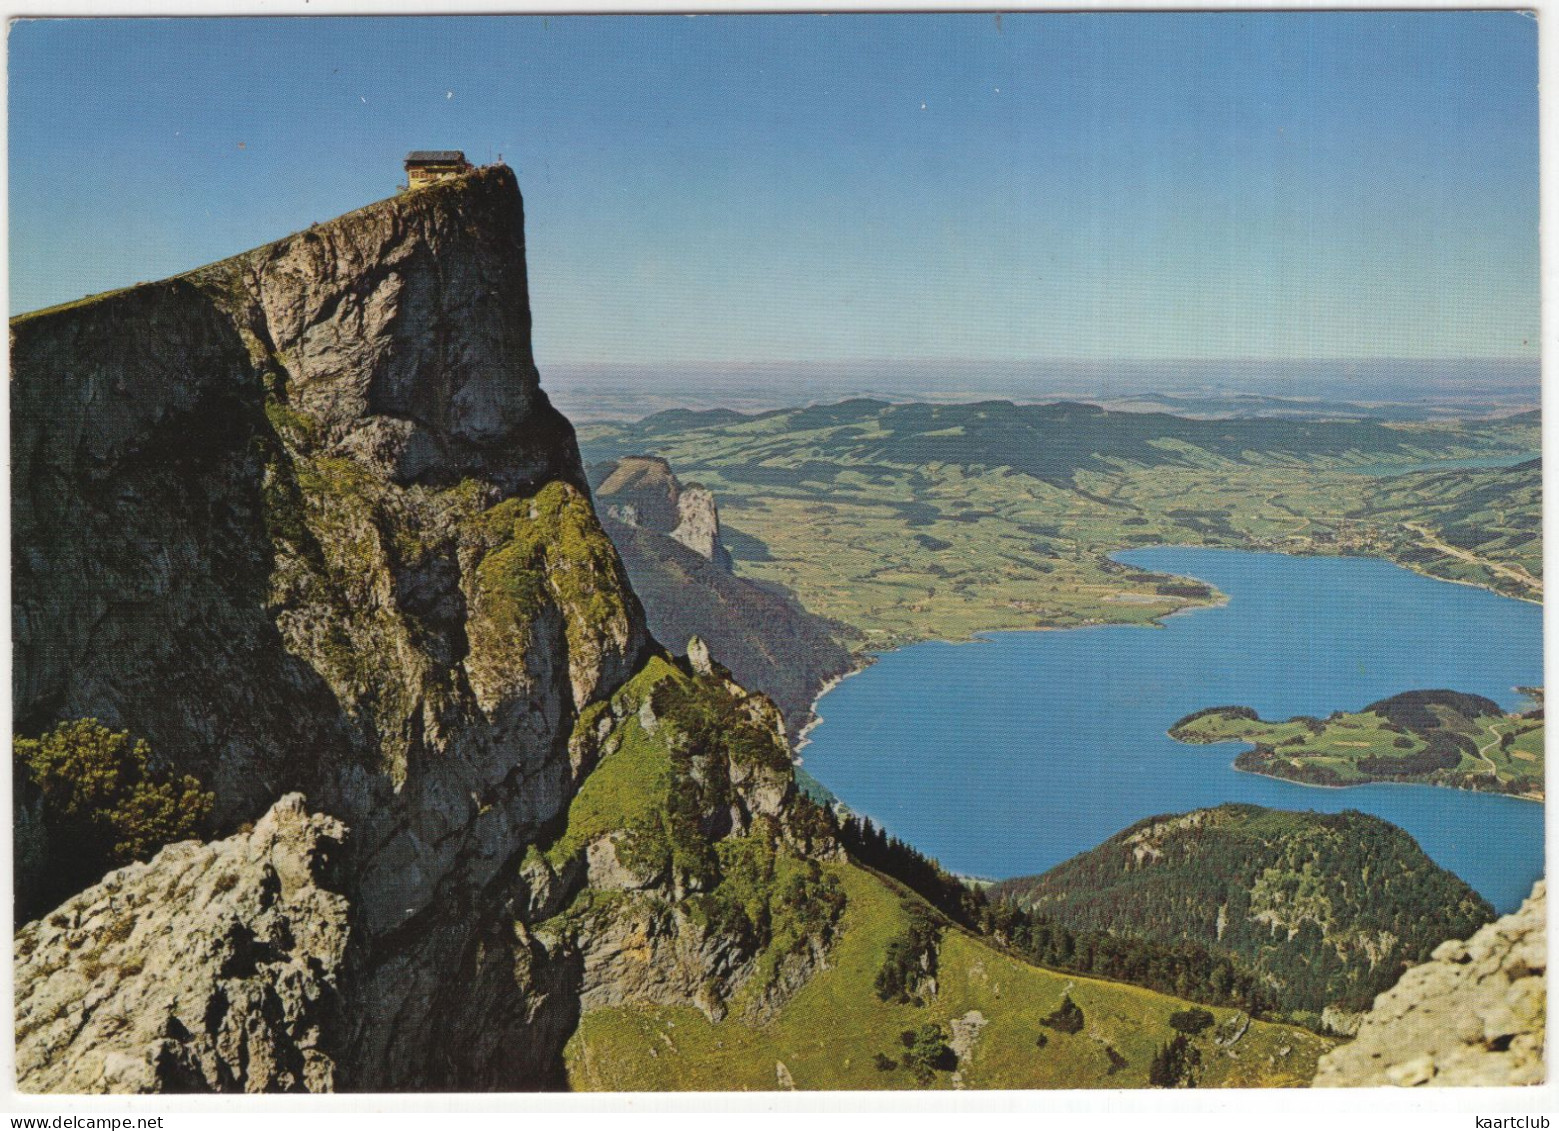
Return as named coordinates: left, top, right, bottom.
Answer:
left=403, top=150, right=471, bottom=189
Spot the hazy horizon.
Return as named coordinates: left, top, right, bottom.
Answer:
left=544, top=356, right=1541, bottom=423
left=11, top=14, right=1539, bottom=382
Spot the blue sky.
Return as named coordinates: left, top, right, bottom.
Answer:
left=9, top=13, right=1539, bottom=368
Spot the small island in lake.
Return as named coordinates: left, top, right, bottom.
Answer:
left=1169, top=689, right=1544, bottom=800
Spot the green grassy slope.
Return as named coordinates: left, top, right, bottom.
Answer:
left=1361, top=461, right=1542, bottom=600
left=546, top=658, right=1334, bottom=1090
left=565, top=861, right=1334, bottom=1090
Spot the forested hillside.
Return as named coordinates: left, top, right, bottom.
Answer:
left=990, top=805, right=1495, bottom=1022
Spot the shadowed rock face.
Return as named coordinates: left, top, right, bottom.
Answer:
left=11, top=168, right=653, bottom=1089
left=594, top=456, right=683, bottom=533
left=588, top=456, right=855, bottom=740
left=592, top=455, right=734, bottom=569
left=597, top=517, right=855, bottom=741
left=1314, top=881, right=1545, bottom=1088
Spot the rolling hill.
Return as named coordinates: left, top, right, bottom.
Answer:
left=577, top=400, right=1540, bottom=649
left=990, top=805, right=1496, bottom=1022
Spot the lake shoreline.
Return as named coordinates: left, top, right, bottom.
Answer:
left=793, top=661, right=874, bottom=760
left=1228, top=754, right=1546, bottom=805
left=794, top=545, right=1543, bottom=911
left=1392, top=556, right=1542, bottom=606
left=795, top=562, right=1236, bottom=766
left=799, top=543, right=1534, bottom=760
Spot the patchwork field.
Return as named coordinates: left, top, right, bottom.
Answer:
left=578, top=402, right=1540, bottom=651
left=1170, top=690, right=1545, bottom=799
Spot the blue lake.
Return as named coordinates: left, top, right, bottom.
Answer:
left=802, top=548, right=1545, bottom=913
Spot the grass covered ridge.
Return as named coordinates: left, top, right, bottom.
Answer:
left=537, top=651, right=846, bottom=1013
left=564, top=862, right=1333, bottom=1090
left=543, top=655, right=683, bottom=870
left=466, top=481, right=638, bottom=672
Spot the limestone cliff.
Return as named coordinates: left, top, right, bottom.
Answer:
left=589, top=458, right=855, bottom=740
left=15, top=795, right=349, bottom=1093
left=1314, top=881, right=1545, bottom=1087
left=12, top=168, right=835, bottom=1092
left=592, top=455, right=733, bottom=569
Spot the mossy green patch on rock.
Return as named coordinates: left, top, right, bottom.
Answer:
left=464, top=480, right=642, bottom=710
left=696, top=824, right=846, bottom=1005
left=533, top=649, right=846, bottom=1024
left=544, top=656, right=682, bottom=870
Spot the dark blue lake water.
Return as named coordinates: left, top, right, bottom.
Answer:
left=802, top=548, right=1544, bottom=913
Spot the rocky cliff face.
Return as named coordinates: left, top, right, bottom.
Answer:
left=588, top=457, right=855, bottom=741
left=1314, top=881, right=1545, bottom=1087
left=12, top=168, right=836, bottom=1092
left=529, top=656, right=845, bottom=1031
left=592, top=456, right=733, bottom=569
left=670, top=485, right=731, bottom=568
left=15, top=795, right=349, bottom=1093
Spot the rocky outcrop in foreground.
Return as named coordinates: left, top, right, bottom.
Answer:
left=1314, top=881, right=1545, bottom=1087
left=15, top=796, right=348, bottom=1093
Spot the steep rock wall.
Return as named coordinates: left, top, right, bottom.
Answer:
left=11, top=168, right=654, bottom=1089
left=597, top=518, right=855, bottom=741
left=588, top=457, right=855, bottom=740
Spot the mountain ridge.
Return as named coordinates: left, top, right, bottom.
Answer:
left=588, top=456, right=856, bottom=739
left=11, top=166, right=766, bottom=1091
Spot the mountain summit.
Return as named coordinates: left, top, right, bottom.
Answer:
left=12, top=166, right=841, bottom=1091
